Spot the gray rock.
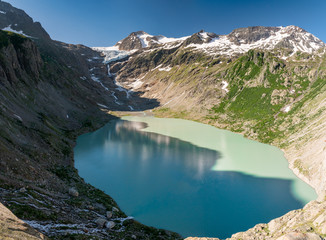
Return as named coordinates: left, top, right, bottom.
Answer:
left=112, top=207, right=119, bottom=212
left=95, top=218, right=107, bottom=228
left=132, top=235, right=137, bottom=239
left=276, top=232, right=323, bottom=240
left=19, top=187, right=27, bottom=193
left=105, top=221, right=116, bottom=229
left=106, top=211, right=113, bottom=219
left=68, top=187, right=79, bottom=197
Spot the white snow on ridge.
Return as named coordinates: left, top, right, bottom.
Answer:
left=2, top=25, right=33, bottom=38
left=199, top=32, right=210, bottom=41
left=0, top=10, right=6, bottom=14
left=156, top=35, right=190, bottom=44
left=137, top=32, right=190, bottom=46
left=137, top=33, right=153, bottom=48
left=187, top=26, right=324, bottom=56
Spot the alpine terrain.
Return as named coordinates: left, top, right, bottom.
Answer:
left=0, top=0, right=326, bottom=239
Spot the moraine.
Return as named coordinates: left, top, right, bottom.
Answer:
left=74, top=116, right=316, bottom=238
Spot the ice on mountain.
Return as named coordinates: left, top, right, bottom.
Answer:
left=2, top=25, right=33, bottom=38
left=92, top=46, right=131, bottom=64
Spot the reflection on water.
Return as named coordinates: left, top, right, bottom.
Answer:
left=77, top=120, right=221, bottom=180
left=75, top=119, right=312, bottom=238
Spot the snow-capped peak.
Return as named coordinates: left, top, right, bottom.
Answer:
left=187, top=26, right=325, bottom=57
left=96, top=26, right=325, bottom=63
left=115, top=30, right=190, bottom=51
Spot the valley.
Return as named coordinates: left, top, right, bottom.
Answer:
left=0, top=1, right=326, bottom=239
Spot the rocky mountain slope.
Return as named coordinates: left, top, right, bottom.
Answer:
left=95, top=26, right=326, bottom=239
left=0, top=1, right=180, bottom=239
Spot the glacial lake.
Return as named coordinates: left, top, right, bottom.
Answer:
left=75, top=116, right=317, bottom=238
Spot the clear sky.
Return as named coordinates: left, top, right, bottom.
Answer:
left=4, top=0, right=326, bottom=47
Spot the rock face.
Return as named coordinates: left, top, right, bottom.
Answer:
left=227, top=200, right=326, bottom=239
left=276, top=232, right=322, bottom=240
left=117, top=31, right=146, bottom=51
left=183, top=30, right=219, bottom=46
left=0, top=202, right=47, bottom=239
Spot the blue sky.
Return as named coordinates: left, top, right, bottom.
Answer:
left=4, top=0, right=326, bottom=47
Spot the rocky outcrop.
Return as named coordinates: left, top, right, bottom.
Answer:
left=228, top=200, right=326, bottom=240
left=0, top=202, right=47, bottom=239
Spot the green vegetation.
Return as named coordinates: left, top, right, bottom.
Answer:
left=0, top=30, right=28, bottom=50
left=294, top=159, right=309, bottom=176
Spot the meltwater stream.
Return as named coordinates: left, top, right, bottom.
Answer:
left=75, top=116, right=316, bottom=238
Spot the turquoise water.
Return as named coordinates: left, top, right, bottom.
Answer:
left=75, top=116, right=316, bottom=238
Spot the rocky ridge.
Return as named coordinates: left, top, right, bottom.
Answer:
left=109, top=26, right=324, bottom=58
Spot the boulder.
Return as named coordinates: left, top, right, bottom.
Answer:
left=105, top=221, right=116, bottom=229
left=95, top=218, right=107, bottom=228
left=106, top=211, right=113, bottom=219
left=68, top=187, right=79, bottom=197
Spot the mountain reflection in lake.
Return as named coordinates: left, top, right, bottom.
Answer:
left=75, top=119, right=305, bottom=238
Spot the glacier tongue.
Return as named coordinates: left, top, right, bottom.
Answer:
left=92, top=46, right=132, bottom=64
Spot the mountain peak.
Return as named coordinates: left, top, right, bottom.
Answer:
left=111, top=25, right=324, bottom=57
left=0, top=1, right=50, bottom=40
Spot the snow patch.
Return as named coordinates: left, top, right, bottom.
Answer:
left=158, top=66, right=172, bottom=72
left=284, top=105, right=291, bottom=113
left=2, top=25, right=33, bottom=38
left=114, top=79, right=131, bottom=99
left=14, top=114, right=22, bottom=121
left=156, top=35, right=190, bottom=44
left=129, top=79, right=143, bottom=89
left=0, top=10, right=6, bottom=14
left=91, top=74, right=109, bottom=91
left=97, top=103, right=109, bottom=109
left=221, top=81, right=229, bottom=92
